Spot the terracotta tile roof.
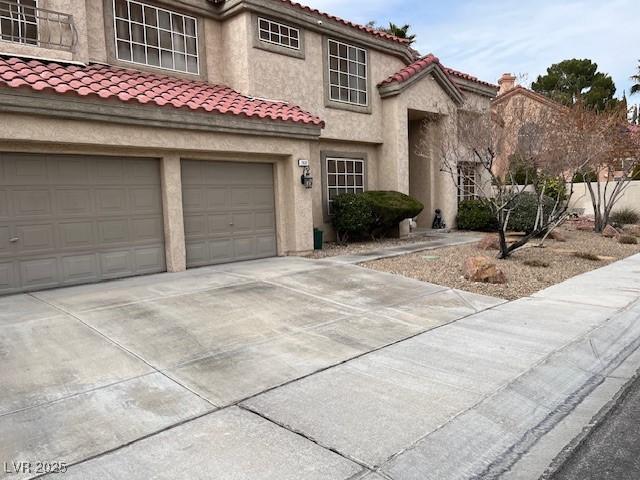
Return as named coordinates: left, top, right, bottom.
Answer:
left=378, top=55, right=498, bottom=92
left=0, top=56, right=324, bottom=127
left=444, top=67, right=499, bottom=89
left=275, top=0, right=411, bottom=45
left=378, top=54, right=440, bottom=86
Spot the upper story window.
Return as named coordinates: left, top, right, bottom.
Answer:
left=258, top=17, right=299, bottom=50
left=1, top=0, right=37, bottom=45
left=113, top=0, right=199, bottom=74
left=327, top=39, right=367, bottom=106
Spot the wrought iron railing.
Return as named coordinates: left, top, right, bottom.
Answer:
left=0, top=0, right=76, bottom=52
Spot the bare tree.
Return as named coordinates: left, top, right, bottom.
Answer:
left=571, top=103, right=640, bottom=231
left=429, top=100, right=584, bottom=259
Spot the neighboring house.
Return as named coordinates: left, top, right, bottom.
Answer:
left=0, top=0, right=497, bottom=294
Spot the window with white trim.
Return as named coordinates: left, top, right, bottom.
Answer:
left=113, top=0, right=199, bottom=74
left=326, top=157, right=365, bottom=214
left=258, top=17, right=299, bottom=50
left=457, top=162, right=478, bottom=202
left=0, top=0, right=38, bottom=45
left=327, top=39, right=367, bottom=106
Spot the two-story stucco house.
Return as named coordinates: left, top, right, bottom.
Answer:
left=0, top=0, right=497, bottom=294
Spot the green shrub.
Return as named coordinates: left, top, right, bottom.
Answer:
left=618, top=235, right=638, bottom=245
left=360, top=191, right=424, bottom=236
left=331, top=193, right=374, bottom=242
left=572, top=170, right=598, bottom=183
left=456, top=200, right=498, bottom=231
left=610, top=208, right=640, bottom=225
left=536, top=176, right=566, bottom=201
left=508, top=192, right=556, bottom=233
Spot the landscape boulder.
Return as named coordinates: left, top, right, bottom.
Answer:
left=602, top=225, right=620, bottom=238
left=547, top=230, right=566, bottom=242
left=477, top=235, right=501, bottom=250
left=463, top=256, right=507, bottom=284
left=622, top=224, right=640, bottom=237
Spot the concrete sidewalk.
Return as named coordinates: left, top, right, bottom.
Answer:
left=40, top=253, right=640, bottom=480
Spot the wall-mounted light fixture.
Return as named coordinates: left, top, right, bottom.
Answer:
left=299, top=159, right=313, bottom=189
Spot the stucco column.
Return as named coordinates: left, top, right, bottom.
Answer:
left=160, top=155, right=186, bottom=272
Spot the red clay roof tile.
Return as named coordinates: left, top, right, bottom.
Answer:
left=0, top=56, right=324, bottom=127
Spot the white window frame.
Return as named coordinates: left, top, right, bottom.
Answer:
left=327, top=38, right=368, bottom=107
left=257, top=16, right=300, bottom=50
left=457, top=162, right=478, bottom=203
left=326, top=156, right=365, bottom=214
left=0, top=0, right=38, bottom=46
left=112, top=0, right=199, bottom=75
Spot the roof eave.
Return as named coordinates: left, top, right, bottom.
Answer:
left=378, top=63, right=465, bottom=106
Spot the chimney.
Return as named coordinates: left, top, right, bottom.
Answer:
left=498, top=73, right=517, bottom=95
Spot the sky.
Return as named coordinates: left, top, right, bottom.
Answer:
left=304, top=0, right=639, bottom=103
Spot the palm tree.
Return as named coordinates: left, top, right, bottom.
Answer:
left=384, top=22, right=416, bottom=44
left=632, top=61, right=640, bottom=96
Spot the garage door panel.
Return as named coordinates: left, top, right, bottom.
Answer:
left=16, top=224, right=55, bottom=252
left=131, top=217, right=163, bottom=242
left=54, top=157, right=90, bottom=184
left=134, top=246, right=165, bottom=272
left=56, top=189, right=93, bottom=215
left=95, top=188, right=128, bottom=214
left=182, top=160, right=277, bottom=267
left=130, top=188, right=162, bottom=214
left=210, top=239, right=234, bottom=262
left=98, top=219, right=130, bottom=244
left=257, top=235, right=277, bottom=255
left=0, top=154, right=165, bottom=294
left=59, top=221, right=95, bottom=248
left=61, top=254, right=98, bottom=283
left=0, top=262, right=16, bottom=292
left=100, top=251, right=133, bottom=277
left=12, top=189, right=52, bottom=217
left=208, top=214, right=232, bottom=236
left=20, top=257, right=58, bottom=288
left=206, top=187, right=228, bottom=209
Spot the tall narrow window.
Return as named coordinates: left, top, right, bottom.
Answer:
left=0, top=0, right=38, bottom=45
left=326, top=157, right=365, bottom=214
left=327, top=39, right=367, bottom=106
left=113, top=0, right=199, bottom=74
left=457, top=162, right=478, bottom=202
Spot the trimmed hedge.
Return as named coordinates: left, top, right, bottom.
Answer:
left=330, top=193, right=374, bottom=242
left=331, top=191, right=423, bottom=241
left=361, top=191, right=424, bottom=235
left=508, top=192, right=556, bottom=233
left=456, top=200, right=497, bottom=231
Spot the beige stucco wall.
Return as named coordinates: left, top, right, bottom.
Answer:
left=0, top=112, right=318, bottom=264
left=569, top=181, right=640, bottom=217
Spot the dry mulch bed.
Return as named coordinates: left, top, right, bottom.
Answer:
left=307, top=235, right=445, bottom=259
left=361, top=224, right=640, bottom=301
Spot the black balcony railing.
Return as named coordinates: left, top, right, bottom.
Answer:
left=0, top=0, right=76, bottom=52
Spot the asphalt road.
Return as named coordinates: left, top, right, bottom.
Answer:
left=549, top=371, right=640, bottom=480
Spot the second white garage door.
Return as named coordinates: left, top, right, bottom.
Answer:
left=181, top=160, right=277, bottom=267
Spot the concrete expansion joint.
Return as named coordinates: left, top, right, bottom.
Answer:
left=25, top=292, right=218, bottom=409
left=237, top=403, right=376, bottom=473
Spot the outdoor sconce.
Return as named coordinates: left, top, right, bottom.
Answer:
left=299, top=159, right=313, bottom=189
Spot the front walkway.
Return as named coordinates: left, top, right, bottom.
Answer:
left=1, top=254, right=639, bottom=479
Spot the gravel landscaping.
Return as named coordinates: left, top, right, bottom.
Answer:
left=361, top=224, right=640, bottom=300
left=306, top=234, right=448, bottom=259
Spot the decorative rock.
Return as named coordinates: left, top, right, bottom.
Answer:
left=463, top=256, right=507, bottom=284
left=547, top=230, right=566, bottom=242
left=477, top=235, right=501, bottom=250
left=622, top=224, right=640, bottom=237
left=602, top=225, right=620, bottom=238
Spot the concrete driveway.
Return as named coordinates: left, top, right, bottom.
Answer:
left=1, top=256, right=502, bottom=480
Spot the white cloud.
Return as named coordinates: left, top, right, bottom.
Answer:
left=302, top=0, right=639, bottom=98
